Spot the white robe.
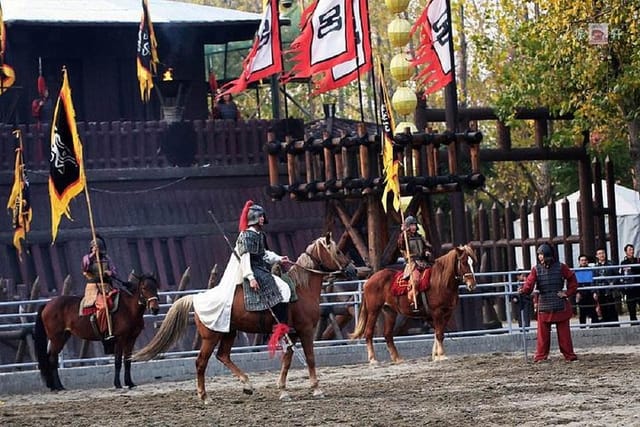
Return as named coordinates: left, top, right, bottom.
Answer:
left=192, top=242, right=291, bottom=333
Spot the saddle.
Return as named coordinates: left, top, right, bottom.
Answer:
left=391, top=268, right=431, bottom=297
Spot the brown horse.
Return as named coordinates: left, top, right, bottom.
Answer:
left=351, top=244, right=477, bottom=363
left=33, top=274, right=161, bottom=390
left=133, top=233, right=356, bottom=403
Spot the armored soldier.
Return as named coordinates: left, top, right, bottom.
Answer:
left=398, top=216, right=432, bottom=308
left=81, top=235, right=117, bottom=340
left=236, top=201, right=293, bottom=331
left=519, top=243, right=578, bottom=362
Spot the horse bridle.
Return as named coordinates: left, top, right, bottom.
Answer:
left=136, top=276, right=159, bottom=308
left=455, top=254, right=475, bottom=284
left=299, top=241, right=351, bottom=276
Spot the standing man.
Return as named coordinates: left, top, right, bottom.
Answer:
left=575, top=254, right=598, bottom=327
left=519, top=243, right=578, bottom=362
left=593, top=247, right=619, bottom=324
left=620, top=244, right=640, bottom=322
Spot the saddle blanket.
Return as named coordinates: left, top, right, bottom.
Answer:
left=391, top=268, right=431, bottom=297
left=80, top=290, right=119, bottom=317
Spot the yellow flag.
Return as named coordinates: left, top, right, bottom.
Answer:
left=136, top=0, right=159, bottom=102
left=49, top=68, right=86, bottom=242
left=377, top=59, right=400, bottom=212
left=7, top=130, right=32, bottom=258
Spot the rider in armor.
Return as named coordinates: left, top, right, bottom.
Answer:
left=236, top=201, right=294, bottom=335
left=82, top=234, right=117, bottom=341
left=398, top=215, right=433, bottom=309
left=519, top=243, right=578, bottom=362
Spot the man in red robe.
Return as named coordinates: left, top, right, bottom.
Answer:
left=519, top=243, right=578, bottom=362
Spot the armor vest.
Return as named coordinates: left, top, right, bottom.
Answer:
left=535, top=263, right=566, bottom=312
left=86, top=257, right=111, bottom=283
left=238, top=230, right=270, bottom=271
left=406, top=235, right=426, bottom=259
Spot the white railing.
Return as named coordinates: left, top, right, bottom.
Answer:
left=1, top=264, right=638, bottom=371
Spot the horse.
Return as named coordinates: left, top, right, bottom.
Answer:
left=133, top=233, right=357, bottom=403
left=33, top=274, right=161, bottom=390
left=351, top=244, right=477, bottom=363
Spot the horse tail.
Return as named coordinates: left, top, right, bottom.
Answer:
left=349, top=297, right=368, bottom=339
left=33, top=305, right=51, bottom=382
left=132, top=295, right=193, bottom=361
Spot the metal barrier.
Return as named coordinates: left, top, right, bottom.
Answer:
left=1, top=264, right=638, bottom=372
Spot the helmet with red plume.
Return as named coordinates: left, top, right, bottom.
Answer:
left=238, top=200, right=254, bottom=231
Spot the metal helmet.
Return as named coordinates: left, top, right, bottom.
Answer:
left=404, top=216, right=418, bottom=227
left=536, top=243, right=554, bottom=264
left=247, top=204, right=268, bottom=226
left=90, top=235, right=107, bottom=252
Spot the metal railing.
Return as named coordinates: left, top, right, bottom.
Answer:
left=1, top=264, right=638, bottom=372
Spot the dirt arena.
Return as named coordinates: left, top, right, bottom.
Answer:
left=1, top=345, right=639, bottom=426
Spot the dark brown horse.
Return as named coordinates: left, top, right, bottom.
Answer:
left=33, top=274, right=161, bottom=390
left=133, top=233, right=356, bottom=403
left=351, top=245, right=477, bottom=363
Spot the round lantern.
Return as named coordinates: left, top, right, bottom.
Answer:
left=395, top=121, right=418, bottom=134
left=392, top=86, right=417, bottom=116
left=389, top=53, right=415, bottom=82
left=384, top=0, right=410, bottom=14
left=388, top=18, right=412, bottom=48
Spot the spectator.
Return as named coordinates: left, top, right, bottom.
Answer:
left=213, top=93, right=241, bottom=121
left=575, top=254, right=598, bottom=327
left=512, top=269, right=533, bottom=328
left=620, top=243, right=640, bottom=322
left=593, top=247, right=620, bottom=325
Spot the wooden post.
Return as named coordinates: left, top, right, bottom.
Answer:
left=266, top=130, right=280, bottom=188
left=357, top=123, right=370, bottom=181
left=367, top=196, right=383, bottom=271
left=61, top=275, right=73, bottom=296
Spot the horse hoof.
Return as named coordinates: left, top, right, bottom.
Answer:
left=433, top=355, right=449, bottom=362
left=368, top=359, right=379, bottom=366
left=279, top=391, right=292, bottom=401
left=312, top=389, right=325, bottom=399
left=127, top=384, right=137, bottom=389
left=202, top=397, right=211, bottom=405
left=391, top=358, right=404, bottom=364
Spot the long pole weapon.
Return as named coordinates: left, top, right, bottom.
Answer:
left=207, top=210, right=307, bottom=366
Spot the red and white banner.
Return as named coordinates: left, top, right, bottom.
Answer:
left=285, top=0, right=356, bottom=81
left=410, top=0, right=453, bottom=95
left=313, top=0, right=371, bottom=94
left=220, top=0, right=283, bottom=95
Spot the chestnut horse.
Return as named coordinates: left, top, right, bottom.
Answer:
left=351, top=245, right=477, bottom=363
left=133, top=233, right=356, bottom=403
left=33, top=274, right=161, bottom=390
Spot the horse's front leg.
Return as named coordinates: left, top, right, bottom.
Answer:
left=113, top=342, right=123, bottom=389
left=431, top=315, right=448, bottom=361
left=122, top=338, right=136, bottom=388
left=383, top=309, right=402, bottom=363
left=297, top=332, right=323, bottom=399
left=215, top=333, right=253, bottom=397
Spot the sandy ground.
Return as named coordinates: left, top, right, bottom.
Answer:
left=1, top=345, right=640, bottom=427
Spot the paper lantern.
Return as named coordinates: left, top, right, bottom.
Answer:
left=384, top=0, right=410, bottom=14
left=392, top=86, right=417, bottom=116
left=389, top=53, right=415, bottom=82
left=388, top=18, right=412, bottom=48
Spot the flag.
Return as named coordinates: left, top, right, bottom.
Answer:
left=0, top=1, right=15, bottom=95
left=7, top=130, right=32, bottom=258
left=49, top=68, right=86, bottom=243
left=137, top=0, right=159, bottom=102
left=312, top=0, right=372, bottom=95
left=410, top=0, right=453, bottom=95
left=284, top=0, right=356, bottom=81
left=377, top=60, right=400, bottom=213
left=219, top=0, right=282, bottom=96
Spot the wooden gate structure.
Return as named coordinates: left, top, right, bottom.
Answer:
left=265, top=107, right=619, bottom=273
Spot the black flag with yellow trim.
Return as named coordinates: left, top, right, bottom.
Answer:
left=0, top=1, right=16, bottom=95
left=136, top=0, right=158, bottom=102
left=49, top=68, right=86, bottom=242
left=7, top=130, right=32, bottom=258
